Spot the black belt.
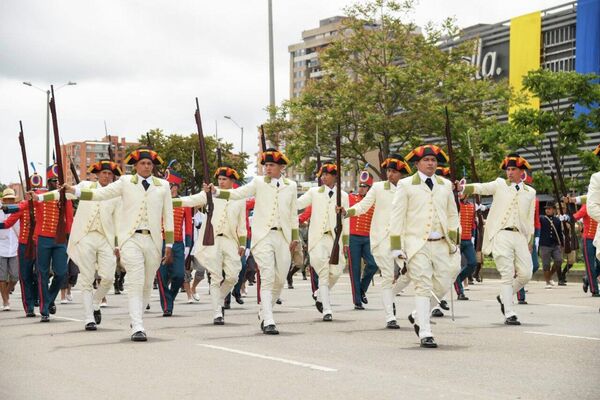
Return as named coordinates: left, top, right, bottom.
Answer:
left=427, top=237, right=445, bottom=242
left=323, top=231, right=332, bottom=235
left=270, top=227, right=281, bottom=231
left=217, top=233, right=224, bottom=237
left=135, top=229, right=151, bottom=235
left=503, top=227, right=519, bottom=232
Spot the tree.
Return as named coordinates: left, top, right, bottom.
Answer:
left=130, top=128, right=248, bottom=193
left=268, top=0, right=514, bottom=181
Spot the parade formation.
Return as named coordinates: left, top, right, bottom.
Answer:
left=1, top=87, right=598, bottom=351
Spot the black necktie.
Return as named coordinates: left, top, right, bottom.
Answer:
left=425, top=177, right=433, bottom=191
left=276, top=181, right=280, bottom=188
left=515, top=185, right=520, bottom=191
left=328, top=190, right=334, bottom=198
left=142, top=179, right=150, bottom=191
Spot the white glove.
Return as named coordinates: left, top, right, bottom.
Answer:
left=535, top=237, right=540, bottom=249
left=476, top=204, right=487, bottom=212
left=184, top=246, right=190, bottom=258
left=558, top=215, right=570, bottom=222
left=391, top=249, right=407, bottom=259
left=471, top=237, right=475, bottom=246
left=244, top=248, right=251, bottom=258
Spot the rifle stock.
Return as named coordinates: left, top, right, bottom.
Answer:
left=49, top=86, right=68, bottom=244
left=329, top=125, right=342, bottom=265
left=18, top=123, right=36, bottom=259
left=444, top=107, right=460, bottom=210
left=194, top=98, right=214, bottom=246
left=466, top=132, right=485, bottom=253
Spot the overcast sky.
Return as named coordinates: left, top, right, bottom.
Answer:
left=0, top=0, right=570, bottom=184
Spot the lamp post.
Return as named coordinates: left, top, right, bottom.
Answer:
left=224, top=115, right=244, bottom=154
left=22, top=81, right=77, bottom=170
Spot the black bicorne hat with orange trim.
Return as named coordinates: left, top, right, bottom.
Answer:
left=405, top=145, right=449, bottom=164
left=260, top=148, right=289, bottom=165
left=500, top=153, right=531, bottom=170
left=316, top=163, right=337, bottom=177
left=124, top=147, right=164, bottom=166
left=435, top=166, right=451, bottom=177
left=214, top=166, right=240, bottom=181
left=87, top=159, right=123, bottom=176
left=593, top=144, right=600, bottom=157
left=381, top=153, right=412, bottom=174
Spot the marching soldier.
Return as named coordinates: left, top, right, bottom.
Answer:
left=460, top=153, right=536, bottom=326
left=343, top=154, right=412, bottom=328
left=573, top=203, right=599, bottom=296
left=65, top=148, right=174, bottom=341
left=454, top=192, right=477, bottom=301
left=390, top=145, right=460, bottom=348
left=297, top=163, right=349, bottom=321
left=209, top=148, right=299, bottom=335
left=346, top=171, right=378, bottom=310
left=32, top=165, right=74, bottom=322
left=156, top=168, right=192, bottom=317
left=41, top=160, right=121, bottom=330
left=0, top=171, right=44, bottom=317
left=517, top=198, right=541, bottom=304
left=175, top=165, right=246, bottom=325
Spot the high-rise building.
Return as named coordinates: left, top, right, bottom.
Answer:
left=61, top=135, right=139, bottom=184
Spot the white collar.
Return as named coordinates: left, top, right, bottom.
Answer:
left=137, top=174, right=152, bottom=182
left=418, top=170, right=435, bottom=184
left=511, top=181, right=523, bottom=189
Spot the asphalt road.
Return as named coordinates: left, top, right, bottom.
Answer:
left=1, top=275, right=598, bottom=400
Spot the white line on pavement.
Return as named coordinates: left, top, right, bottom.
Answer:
left=525, top=331, right=600, bottom=341
left=197, top=343, right=338, bottom=372
left=54, top=316, right=84, bottom=322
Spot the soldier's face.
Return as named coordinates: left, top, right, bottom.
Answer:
left=97, top=170, right=115, bottom=186
left=170, top=184, right=179, bottom=197
left=386, top=168, right=402, bottom=184
left=320, top=172, right=336, bottom=187
left=135, top=159, right=154, bottom=178
left=264, top=162, right=283, bottom=178
left=358, top=185, right=369, bottom=195
left=47, top=179, right=58, bottom=190
left=416, top=156, right=437, bottom=176
left=506, top=166, right=522, bottom=183
left=218, top=175, right=233, bottom=189
left=545, top=207, right=555, bottom=216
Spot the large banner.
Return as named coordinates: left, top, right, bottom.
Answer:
left=508, top=11, right=542, bottom=116
left=575, top=0, right=600, bottom=116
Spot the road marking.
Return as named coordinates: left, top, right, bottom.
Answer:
left=54, top=316, right=84, bottom=322
left=525, top=331, right=600, bottom=341
left=197, top=344, right=337, bottom=372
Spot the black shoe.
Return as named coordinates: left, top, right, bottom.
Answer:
left=287, top=283, right=294, bottom=289
left=40, top=315, right=49, bottom=323
left=114, top=286, right=121, bottom=295
left=233, top=293, right=244, bottom=305
left=131, top=331, right=147, bottom=341
left=496, top=295, right=505, bottom=315
left=263, top=324, right=279, bottom=335
left=386, top=320, right=400, bottom=329
left=146, top=304, right=150, bottom=310
left=583, top=277, right=589, bottom=293
left=49, top=303, right=56, bottom=315
left=420, top=337, right=438, bottom=348
left=505, top=315, right=521, bottom=325
left=213, top=316, right=224, bottom=325
left=323, top=313, right=333, bottom=322
left=361, top=291, right=368, bottom=304
left=85, top=322, right=97, bottom=331
left=592, top=293, right=600, bottom=297
left=162, top=311, right=172, bottom=317
left=475, top=275, right=482, bottom=283
left=408, top=313, right=420, bottom=337
left=354, top=304, right=365, bottom=310
left=558, top=280, right=566, bottom=286
left=275, top=298, right=282, bottom=305
left=315, top=301, right=323, bottom=313
left=93, top=309, right=102, bottom=324
left=457, top=293, right=469, bottom=301
left=518, top=300, right=528, bottom=305
left=431, top=308, right=444, bottom=318
left=439, top=300, right=449, bottom=311
left=223, top=303, right=231, bottom=310
left=467, top=278, right=474, bottom=285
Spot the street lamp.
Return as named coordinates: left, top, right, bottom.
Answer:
left=22, top=81, right=77, bottom=170
left=224, top=115, right=244, bottom=154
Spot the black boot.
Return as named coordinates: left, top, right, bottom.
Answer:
left=287, top=266, right=300, bottom=289
left=474, top=263, right=482, bottom=282
left=561, top=264, right=572, bottom=284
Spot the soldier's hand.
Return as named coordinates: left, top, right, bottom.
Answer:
left=343, top=245, right=349, bottom=258
left=238, top=246, right=245, bottom=257
left=114, top=248, right=120, bottom=258
left=162, top=246, right=173, bottom=265
left=289, top=240, right=299, bottom=252
left=392, top=249, right=407, bottom=259
left=59, top=183, right=75, bottom=194
left=336, top=206, right=346, bottom=216
left=454, top=180, right=464, bottom=193
left=25, top=191, right=35, bottom=201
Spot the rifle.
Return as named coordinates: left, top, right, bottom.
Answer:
left=107, top=134, right=115, bottom=162
left=444, top=106, right=460, bottom=209
left=18, top=122, right=38, bottom=258
left=260, top=125, right=267, bottom=152
left=194, top=98, right=214, bottom=246
left=548, top=138, right=578, bottom=252
left=315, top=124, right=322, bottom=186
left=466, top=130, right=485, bottom=253
left=60, top=137, right=80, bottom=185
left=329, top=125, right=343, bottom=265
left=48, top=85, right=68, bottom=244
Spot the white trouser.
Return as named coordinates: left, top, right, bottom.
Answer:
left=252, top=230, right=291, bottom=326
left=309, top=234, right=344, bottom=314
left=492, top=230, right=533, bottom=291
left=407, top=241, right=460, bottom=299
left=197, top=235, right=242, bottom=317
left=120, top=233, right=161, bottom=333
left=373, top=242, right=399, bottom=322
left=73, top=232, right=117, bottom=323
